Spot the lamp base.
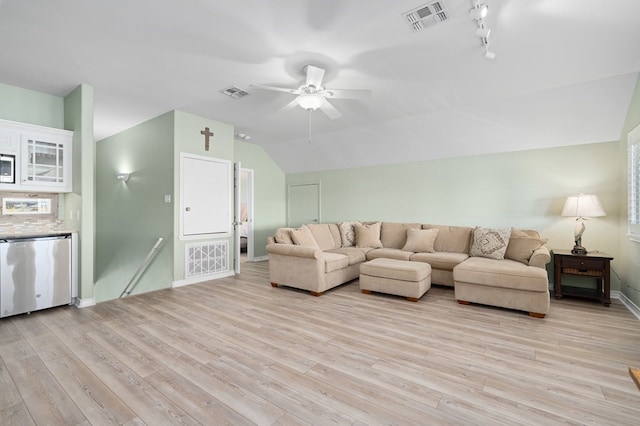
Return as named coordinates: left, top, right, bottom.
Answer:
left=571, top=245, right=588, bottom=255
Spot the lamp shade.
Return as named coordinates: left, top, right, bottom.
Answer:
left=561, top=193, right=606, bottom=218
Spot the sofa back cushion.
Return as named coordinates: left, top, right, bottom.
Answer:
left=355, top=222, right=383, bottom=248
left=381, top=222, right=422, bottom=249
left=275, top=227, right=295, bottom=244
left=422, top=224, right=473, bottom=254
left=307, top=223, right=341, bottom=250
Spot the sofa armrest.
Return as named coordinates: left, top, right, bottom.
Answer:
left=266, top=243, right=322, bottom=259
left=528, top=246, right=551, bottom=268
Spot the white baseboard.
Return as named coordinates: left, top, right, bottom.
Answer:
left=75, top=297, right=96, bottom=308
left=251, top=256, right=268, bottom=262
left=172, top=270, right=235, bottom=288
left=618, top=291, right=640, bottom=321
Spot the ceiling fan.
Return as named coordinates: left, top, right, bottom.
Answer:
left=250, top=64, right=372, bottom=120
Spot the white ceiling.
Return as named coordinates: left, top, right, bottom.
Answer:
left=1, top=0, right=639, bottom=173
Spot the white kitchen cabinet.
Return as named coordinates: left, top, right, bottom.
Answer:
left=0, top=119, right=73, bottom=193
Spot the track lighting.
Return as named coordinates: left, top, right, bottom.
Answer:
left=475, top=27, right=491, bottom=38
left=469, top=3, right=488, bottom=20
left=470, top=1, right=496, bottom=60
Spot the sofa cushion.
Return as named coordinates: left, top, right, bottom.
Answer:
left=410, top=252, right=469, bottom=271
left=402, top=228, right=439, bottom=253
left=290, top=226, right=319, bottom=248
left=338, top=221, right=361, bottom=247
left=307, top=223, right=340, bottom=250
left=361, top=258, right=431, bottom=282
left=422, top=224, right=473, bottom=254
left=470, top=227, right=511, bottom=260
left=323, top=252, right=350, bottom=273
left=380, top=222, right=421, bottom=249
left=366, top=248, right=414, bottom=261
left=275, top=227, right=295, bottom=245
left=505, top=229, right=548, bottom=265
left=355, top=222, right=383, bottom=248
left=453, top=257, right=549, bottom=292
left=325, top=247, right=369, bottom=265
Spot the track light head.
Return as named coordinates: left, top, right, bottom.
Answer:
left=469, top=4, right=488, bottom=20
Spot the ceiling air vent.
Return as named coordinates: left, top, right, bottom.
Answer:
left=402, top=1, right=450, bottom=32
left=219, top=86, right=249, bottom=99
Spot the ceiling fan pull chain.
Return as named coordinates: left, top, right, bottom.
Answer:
left=308, top=109, right=313, bottom=144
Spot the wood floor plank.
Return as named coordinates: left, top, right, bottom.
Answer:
left=0, top=261, right=638, bottom=425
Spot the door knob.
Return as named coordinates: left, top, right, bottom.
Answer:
left=185, top=207, right=191, bottom=211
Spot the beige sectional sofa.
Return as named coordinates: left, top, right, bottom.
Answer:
left=266, top=222, right=551, bottom=317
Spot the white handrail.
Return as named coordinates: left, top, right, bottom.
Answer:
left=119, top=237, right=164, bottom=298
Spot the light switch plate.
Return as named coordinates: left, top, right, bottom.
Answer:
left=164, top=194, right=172, bottom=203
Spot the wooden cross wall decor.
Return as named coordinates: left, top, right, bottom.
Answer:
left=200, top=127, right=214, bottom=151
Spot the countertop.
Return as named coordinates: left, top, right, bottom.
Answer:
left=0, top=230, right=75, bottom=240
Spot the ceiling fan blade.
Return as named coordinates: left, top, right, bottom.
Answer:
left=305, top=65, right=326, bottom=89
left=277, top=98, right=300, bottom=114
left=249, top=83, right=299, bottom=95
left=323, top=88, right=372, bottom=100
left=319, top=100, right=342, bottom=120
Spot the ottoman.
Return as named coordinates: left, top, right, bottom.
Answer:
left=360, top=258, right=432, bottom=302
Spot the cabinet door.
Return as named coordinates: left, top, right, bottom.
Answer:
left=21, top=133, right=71, bottom=191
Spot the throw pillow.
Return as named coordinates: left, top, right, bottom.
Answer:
left=355, top=222, right=383, bottom=248
left=470, top=227, right=511, bottom=260
left=274, top=227, right=294, bottom=244
left=290, top=226, right=319, bottom=248
left=338, top=221, right=360, bottom=247
left=402, top=228, right=439, bottom=253
left=505, top=230, right=547, bottom=264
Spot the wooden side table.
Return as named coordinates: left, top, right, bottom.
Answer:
left=552, top=249, right=613, bottom=306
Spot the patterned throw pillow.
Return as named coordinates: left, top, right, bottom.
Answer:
left=470, top=227, right=511, bottom=260
left=338, top=221, right=360, bottom=247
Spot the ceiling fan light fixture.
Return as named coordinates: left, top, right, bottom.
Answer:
left=297, top=94, right=324, bottom=110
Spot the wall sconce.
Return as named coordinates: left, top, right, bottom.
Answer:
left=116, top=172, right=130, bottom=182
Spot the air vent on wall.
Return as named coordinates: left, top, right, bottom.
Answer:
left=219, top=86, right=249, bottom=99
left=402, top=1, right=450, bottom=32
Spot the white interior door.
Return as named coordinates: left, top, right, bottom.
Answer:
left=181, top=153, right=231, bottom=237
left=234, top=162, right=241, bottom=274
left=288, top=183, right=320, bottom=228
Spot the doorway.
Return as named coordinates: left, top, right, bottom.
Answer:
left=239, top=168, right=253, bottom=263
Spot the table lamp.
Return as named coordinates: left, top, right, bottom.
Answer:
left=561, top=192, right=606, bottom=255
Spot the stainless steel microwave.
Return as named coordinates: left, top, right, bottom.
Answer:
left=0, top=154, right=15, bottom=183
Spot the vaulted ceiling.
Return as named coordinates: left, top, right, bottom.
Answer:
left=1, top=0, right=639, bottom=173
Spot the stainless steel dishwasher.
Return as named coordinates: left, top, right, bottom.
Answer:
left=0, top=234, right=72, bottom=318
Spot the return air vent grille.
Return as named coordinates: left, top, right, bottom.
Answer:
left=402, top=1, right=450, bottom=32
left=186, top=240, right=228, bottom=278
left=219, top=86, right=249, bottom=99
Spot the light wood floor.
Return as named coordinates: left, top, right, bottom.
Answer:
left=1, top=261, right=640, bottom=425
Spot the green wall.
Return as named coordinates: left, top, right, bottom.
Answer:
left=287, top=142, right=621, bottom=290
left=0, top=82, right=64, bottom=128
left=234, top=140, right=286, bottom=258
left=172, top=110, right=235, bottom=281
left=95, top=112, right=174, bottom=302
left=618, top=76, right=640, bottom=308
